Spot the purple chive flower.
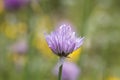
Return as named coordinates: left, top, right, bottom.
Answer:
left=10, top=39, right=28, bottom=54
left=45, top=24, right=84, bottom=57
left=53, top=61, right=80, bottom=80
left=4, top=0, right=29, bottom=11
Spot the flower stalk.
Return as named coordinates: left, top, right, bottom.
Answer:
left=58, top=64, right=63, bottom=80
left=58, top=57, right=65, bottom=80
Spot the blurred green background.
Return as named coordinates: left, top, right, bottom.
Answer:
left=0, top=0, right=120, bottom=80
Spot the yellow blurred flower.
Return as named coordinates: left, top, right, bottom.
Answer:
left=13, top=54, right=27, bottom=65
left=8, top=52, right=27, bottom=68
left=68, top=48, right=82, bottom=62
left=33, top=15, right=54, bottom=58
left=107, top=76, right=120, bottom=80
left=34, top=34, right=55, bottom=58
left=4, top=24, right=18, bottom=39
left=17, top=22, right=27, bottom=35
left=3, top=22, right=27, bottom=39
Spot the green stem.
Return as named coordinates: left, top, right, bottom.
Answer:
left=58, top=64, right=63, bottom=80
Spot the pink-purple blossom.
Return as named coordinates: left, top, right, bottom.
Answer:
left=4, top=0, right=29, bottom=11
left=10, top=39, right=28, bottom=54
left=45, top=24, right=84, bottom=57
left=53, top=61, right=80, bottom=80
